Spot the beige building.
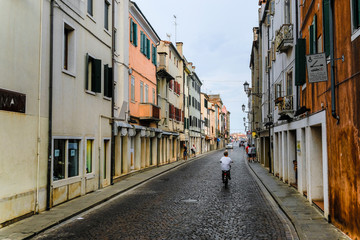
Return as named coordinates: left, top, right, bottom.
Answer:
left=0, top=0, right=49, bottom=225
left=157, top=41, right=184, bottom=163
left=201, top=93, right=211, bottom=153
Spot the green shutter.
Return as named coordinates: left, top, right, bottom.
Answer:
left=295, top=39, right=306, bottom=86
left=323, top=0, right=330, bottom=57
left=85, top=53, right=89, bottom=90
left=309, top=25, right=314, bottom=54
left=104, top=64, right=109, bottom=96
left=147, top=39, right=150, bottom=59
left=140, top=31, right=144, bottom=53
left=130, top=19, right=133, bottom=43
left=134, top=23, right=138, bottom=47
left=92, top=58, right=102, bottom=93
left=108, top=67, right=113, bottom=97
left=313, top=15, right=317, bottom=53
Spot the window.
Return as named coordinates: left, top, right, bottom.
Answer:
left=131, top=76, right=135, bottom=101
left=104, top=0, right=110, bottom=30
left=286, top=71, right=293, bottom=96
left=352, top=0, right=360, bottom=30
left=151, top=44, right=157, bottom=65
left=53, top=139, right=80, bottom=181
left=140, top=31, right=150, bottom=58
left=87, top=0, right=93, bottom=16
left=63, top=22, right=75, bottom=73
left=140, top=81, right=144, bottom=103
left=130, top=18, right=138, bottom=46
left=53, top=139, right=66, bottom=180
left=145, top=84, right=149, bottom=102
left=309, top=15, right=317, bottom=54
left=275, top=83, right=282, bottom=99
left=86, top=139, right=93, bottom=174
left=285, top=0, right=291, bottom=24
left=152, top=88, right=155, bottom=104
left=68, top=140, right=80, bottom=177
left=103, top=140, right=110, bottom=179
left=86, top=54, right=101, bottom=93
left=104, top=64, right=112, bottom=98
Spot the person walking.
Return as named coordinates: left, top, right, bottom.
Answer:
left=191, top=144, right=196, bottom=157
left=183, top=144, right=188, bottom=160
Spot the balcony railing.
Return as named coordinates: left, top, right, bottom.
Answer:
left=139, top=103, right=160, bottom=121
left=275, top=24, right=293, bottom=53
left=277, top=95, right=294, bottom=114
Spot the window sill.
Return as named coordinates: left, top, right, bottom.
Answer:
left=103, top=96, right=112, bottom=101
left=85, top=90, right=96, bottom=96
left=351, top=28, right=360, bottom=42
left=85, top=173, right=95, bottom=179
left=52, top=176, right=81, bottom=188
left=104, top=28, right=111, bottom=36
left=87, top=13, right=96, bottom=23
left=302, top=83, right=307, bottom=91
left=130, top=100, right=136, bottom=103
left=62, top=69, right=76, bottom=78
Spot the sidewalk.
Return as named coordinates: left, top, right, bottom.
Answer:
left=248, top=161, right=350, bottom=240
left=0, top=150, right=216, bottom=240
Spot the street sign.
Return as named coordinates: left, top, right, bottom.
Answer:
left=306, top=53, right=328, bottom=83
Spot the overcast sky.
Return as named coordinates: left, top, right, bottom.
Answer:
left=134, top=0, right=259, bottom=134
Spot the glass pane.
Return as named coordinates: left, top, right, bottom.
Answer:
left=53, top=139, right=66, bottom=181
left=86, top=140, right=93, bottom=173
left=68, top=139, right=80, bottom=177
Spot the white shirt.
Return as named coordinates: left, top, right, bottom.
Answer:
left=220, top=156, right=233, bottom=171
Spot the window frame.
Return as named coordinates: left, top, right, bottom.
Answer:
left=62, top=21, right=76, bottom=76
left=85, top=138, right=95, bottom=176
left=351, top=0, right=360, bottom=40
left=145, top=84, right=149, bottom=103
left=52, top=137, right=82, bottom=186
left=140, top=81, right=144, bottom=103
left=85, top=53, right=102, bottom=94
left=131, top=76, right=135, bottom=101
left=104, top=0, right=110, bottom=31
left=87, top=0, right=93, bottom=16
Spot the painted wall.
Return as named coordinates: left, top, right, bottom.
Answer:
left=0, top=0, right=48, bottom=224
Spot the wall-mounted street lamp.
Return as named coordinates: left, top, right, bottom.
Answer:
left=243, top=81, right=262, bottom=98
left=243, top=117, right=246, bottom=122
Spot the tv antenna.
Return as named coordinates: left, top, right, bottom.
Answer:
left=173, top=15, right=177, bottom=42
left=166, top=33, right=171, bottom=41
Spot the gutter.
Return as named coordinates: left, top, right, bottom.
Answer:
left=110, top=0, right=115, bottom=185
left=329, top=0, right=340, bottom=123
left=46, top=0, right=54, bottom=210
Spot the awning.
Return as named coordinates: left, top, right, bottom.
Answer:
left=115, top=121, right=133, bottom=128
left=278, top=114, right=292, bottom=121
left=162, top=131, right=172, bottom=136
left=132, top=125, right=146, bottom=130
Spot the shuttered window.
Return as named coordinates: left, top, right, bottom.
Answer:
left=309, top=15, right=317, bottom=54
left=323, top=0, right=330, bottom=57
left=104, top=64, right=112, bottom=97
left=86, top=53, right=102, bottom=93
left=130, top=18, right=138, bottom=47
left=352, top=0, right=360, bottom=30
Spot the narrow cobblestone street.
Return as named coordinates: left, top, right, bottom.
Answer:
left=33, top=148, right=297, bottom=240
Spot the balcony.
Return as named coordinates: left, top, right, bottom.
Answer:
left=275, top=24, right=293, bottom=53
left=157, top=52, right=174, bottom=81
left=139, top=103, right=160, bottom=121
left=277, top=95, right=294, bottom=115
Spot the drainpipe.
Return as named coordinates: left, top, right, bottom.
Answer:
left=295, top=0, right=299, bottom=111
left=329, top=0, right=340, bottom=123
left=46, top=0, right=54, bottom=210
left=267, top=25, right=272, bottom=174
left=110, top=0, right=115, bottom=185
left=35, top=0, right=44, bottom=214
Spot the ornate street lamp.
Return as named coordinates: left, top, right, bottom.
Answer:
left=242, top=104, right=246, bottom=112
left=243, top=117, right=246, bottom=122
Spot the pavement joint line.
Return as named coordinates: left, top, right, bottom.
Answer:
left=246, top=161, right=306, bottom=240
left=3, top=148, right=224, bottom=240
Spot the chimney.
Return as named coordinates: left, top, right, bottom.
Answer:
left=176, top=42, right=183, bottom=56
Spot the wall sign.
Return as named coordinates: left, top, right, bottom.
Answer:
left=306, top=53, right=328, bottom=83
left=0, top=88, right=26, bottom=113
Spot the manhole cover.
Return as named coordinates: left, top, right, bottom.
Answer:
left=181, top=199, right=198, bottom=203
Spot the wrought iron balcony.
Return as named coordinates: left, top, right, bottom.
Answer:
left=277, top=95, right=294, bottom=115
left=275, top=24, right=293, bottom=53
left=139, top=103, right=160, bottom=121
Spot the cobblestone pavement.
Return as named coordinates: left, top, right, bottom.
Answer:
left=33, top=148, right=298, bottom=240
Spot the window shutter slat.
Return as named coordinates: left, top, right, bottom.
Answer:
left=85, top=53, right=89, bottom=90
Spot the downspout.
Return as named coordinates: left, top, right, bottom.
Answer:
left=110, top=0, right=115, bottom=185
left=267, top=23, right=272, bottom=174
left=295, top=0, right=299, bottom=111
left=329, top=0, right=340, bottom=123
left=35, top=0, right=44, bottom=214
left=46, top=0, right=54, bottom=210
